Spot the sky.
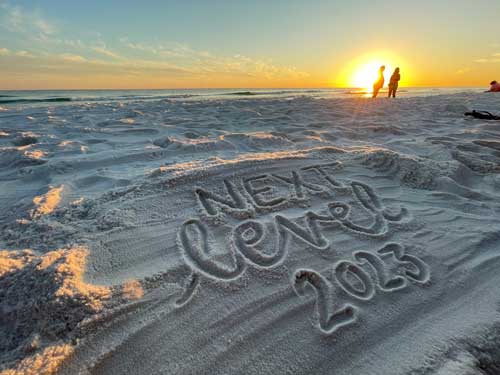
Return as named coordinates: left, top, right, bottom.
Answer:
left=0, top=0, right=499, bottom=90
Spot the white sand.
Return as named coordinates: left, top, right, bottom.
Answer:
left=1, top=93, right=500, bottom=374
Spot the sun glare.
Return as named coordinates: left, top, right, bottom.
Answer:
left=335, top=52, right=410, bottom=91
left=352, top=61, right=395, bottom=90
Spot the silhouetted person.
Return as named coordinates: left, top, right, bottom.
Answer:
left=372, top=66, right=385, bottom=98
left=388, top=68, right=401, bottom=98
left=487, top=80, right=500, bottom=92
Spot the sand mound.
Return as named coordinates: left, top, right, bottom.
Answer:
left=32, top=185, right=65, bottom=218
left=222, top=132, right=294, bottom=149
left=0, top=149, right=47, bottom=169
left=153, top=136, right=236, bottom=151
left=0, top=246, right=110, bottom=374
left=153, top=132, right=294, bottom=153
left=358, top=148, right=456, bottom=189
left=0, top=246, right=146, bottom=374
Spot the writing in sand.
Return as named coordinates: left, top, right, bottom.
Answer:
left=175, top=162, right=431, bottom=334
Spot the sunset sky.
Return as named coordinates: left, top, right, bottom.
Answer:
left=1, top=0, right=499, bottom=90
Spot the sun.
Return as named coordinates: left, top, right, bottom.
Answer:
left=351, top=60, right=397, bottom=91
left=352, top=61, right=388, bottom=89
left=334, top=52, right=409, bottom=91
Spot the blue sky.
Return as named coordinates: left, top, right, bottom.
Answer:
left=1, top=0, right=499, bottom=89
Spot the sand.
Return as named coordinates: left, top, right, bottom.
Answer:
left=1, top=92, right=500, bottom=374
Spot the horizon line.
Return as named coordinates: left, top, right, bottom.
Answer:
left=0, top=85, right=487, bottom=92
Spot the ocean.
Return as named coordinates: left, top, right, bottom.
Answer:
left=0, top=87, right=485, bottom=108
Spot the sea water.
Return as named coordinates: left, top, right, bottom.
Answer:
left=0, top=87, right=485, bottom=109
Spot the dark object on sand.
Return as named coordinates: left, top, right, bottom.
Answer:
left=464, top=110, right=500, bottom=120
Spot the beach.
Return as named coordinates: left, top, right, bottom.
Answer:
left=1, top=89, right=500, bottom=374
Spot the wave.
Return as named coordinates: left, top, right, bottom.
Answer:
left=0, top=94, right=204, bottom=105
left=73, top=94, right=199, bottom=102
left=154, top=94, right=198, bottom=99
left=227, top=91, right=258, bottom=96
left=224, top=90, right=324, bottom=97
left=109, top=94, right=197, bottom=100
left=0, top=89, right=327, bottom=105
left=0, top=97, right=72, bottom=104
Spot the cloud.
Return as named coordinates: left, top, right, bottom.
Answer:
left=121, top=39, right=200, bottom=59
left=473, top=51, right=500, bottom=64
left=63, top=39, right=85, bottom=48
left=59, top=53, right=87, bottom=63
left=0, top=47, right=36, bottom=58
left=90, top=39, right=124, bottom=60
left=8, top=50, right=197, bottom=76
left=0, top=1, right=56, bottom=37
left=0, top=10, right=310, bottom=87
left=33, top=17, right=56, bottom=35
left=15, top=50, right=35, bottom=58
left=121, top=41, right=158, bottom=54
left=200, top=53, right=310, bottom=80
left=92, top=46, right=121, bottom=60
left=0, top=2, right=22, bottom=32
left=474, top=58, right=500, bottom=63
left=1, top=47, right=308, bottom=84
left=120, top=38, right=309, bottom=80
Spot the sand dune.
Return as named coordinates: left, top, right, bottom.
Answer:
left=1, top=92, right=500, bottom=374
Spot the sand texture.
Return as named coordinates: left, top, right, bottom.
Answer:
left=1, top=93, right=500, bottom=374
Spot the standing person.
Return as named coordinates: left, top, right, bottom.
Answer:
left=372, top=65, right=385, bottom=98
left=487, top=80, right=500, bottom=92
left=388, top=67, right=401, bottom=98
